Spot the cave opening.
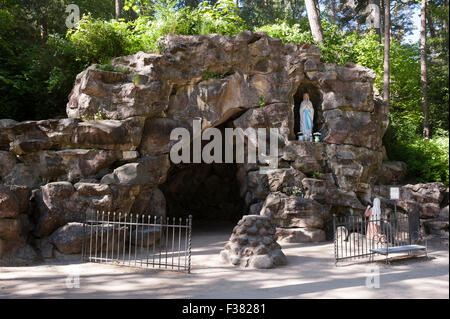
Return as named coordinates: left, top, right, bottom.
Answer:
left=159, top=118, right=247, bottom=229
left=160, top=162, right=245, bottom=227
left=293, top=80, right=324, bottom=140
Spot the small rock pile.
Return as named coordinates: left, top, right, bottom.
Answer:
left=220, top=215, right=287, bottom=269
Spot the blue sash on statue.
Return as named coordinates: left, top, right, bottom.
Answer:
left=304, top=109, right=312, bottom=131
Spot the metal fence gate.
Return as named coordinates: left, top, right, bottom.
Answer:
left=333, top=212, right=418, bottom=264
left=82, top=211, right=192, bottom=273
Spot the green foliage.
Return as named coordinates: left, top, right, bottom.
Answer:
left=385, top=122, right=449, bottom=186
left=131, top=0, right=245, bottom=52
left=201, top=71, right=230, bottom=81
left=96, top=63, right=132, bottom=74
left=257, top=22, right=314, bottom=45
left=81, top=110, right=105, bottom=122
left=195, top=0, right=245, bottom=35
left=285, top=186, right=304, bottom=197
left=66, top=15, right=143, bottom=66
left=258, top=96, right=266, bottom=108
left=312, top=171, right=321, bottom=179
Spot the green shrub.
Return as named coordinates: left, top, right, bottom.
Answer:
left=132, top=0, right=245, bottom=53
left=385, top=119, right=449, bottom=186
left=66, top=15, right=143, bottom=66
left=257, top=22, right=314, bottom=45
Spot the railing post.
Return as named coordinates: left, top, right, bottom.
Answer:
left=81, top=209, right=86, bottom=262
left=333, top=214, right=337, bottom=265
left=188, top=214, right=193, bottom=274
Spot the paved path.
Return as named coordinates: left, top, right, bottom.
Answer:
left=0, top=227, right=448, bottom=298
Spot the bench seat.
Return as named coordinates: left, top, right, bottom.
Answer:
left=370, top=245, right=426, bottom=255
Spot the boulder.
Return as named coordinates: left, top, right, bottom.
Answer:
left=0, top=119, right=17, bottom=150
left=50, top=222, right=127, bottom=255
left=1, top=163, right=42, bottom=189
left=71, top=116, right=145, bottom=151
left=49, top=222, right=85, bottom=254
left=377, top=161, right=407, bottom=185
left=260, top=192, right=327, bottom=228
left=423, top=220, right=449, bottom=235
left=281, top=141, right=326, bottom=174
left=372, top=183, right=447, bottom=219
left=8, top=119, right=78, bottom=155
left=131, top=187, right=166, bottom=217
left=233, top=103, right=292, bottom=141
left=34, top=180, right=146, bottom=238
left=439, top=205, right=449, bottom=220
left=19, top=149, right=122, bottom=182
left=276, top=227, right=326, bottom=243
left=0, top=218, right=23, bottom=241
left=249, top=201, right=264, bottom=215
left=302, top=178, right=365, bottom=210
left=130, top=227, right=162, bottom=247
left=321, top=79, right=374, bottom=112
left=67, top=66, right=171, bottom=121
left=322, top=108, right=385, bottom=150
left=0, top=185, right=20, bottom=219
left=326, top=144, right=383, bottom=191
left=100, top=155, right=169, bottom=186
left=139, top=118, right=181, bottom=156
left=335, top=226, right=349, bottom=242
left=34, top=182, right=80, bottom=238
left=0, top=151, right=16, bottom=179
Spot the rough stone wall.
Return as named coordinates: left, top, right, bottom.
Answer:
left=0, top=32, right=448, bottom=264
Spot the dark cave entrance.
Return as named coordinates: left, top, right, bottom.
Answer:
left=160, top=162, right=245, bottom=226
left=159, top=118, right=246, bottom=228
left=293, top=81, right=324, bottom=139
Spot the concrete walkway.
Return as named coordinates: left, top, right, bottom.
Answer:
left=0, top=226, right=448, bottom=299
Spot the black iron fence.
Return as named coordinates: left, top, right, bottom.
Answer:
left=82, top=211, right=192, bottom=273
left=333, top=213, right=417, bottom=264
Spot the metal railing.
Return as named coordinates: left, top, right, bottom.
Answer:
left=333, top=213, right=414, bottom=264
left=82, top=211, right=192, bottom=273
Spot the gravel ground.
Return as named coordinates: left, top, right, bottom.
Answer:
left=0, top=225, right=448, bottom=299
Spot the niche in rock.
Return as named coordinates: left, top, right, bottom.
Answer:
left=293, top=80, right=324, bottom=140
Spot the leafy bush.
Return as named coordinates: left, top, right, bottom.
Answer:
left=256, top=22, right=314, bottom=46
left=132, top=0, right=245, bottom=52
left=66, top=15, right=143, bottom=66
left=385, top=118, right=449, bottom=186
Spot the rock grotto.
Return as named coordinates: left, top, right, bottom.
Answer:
left=0, top=31, right=448, bottom=267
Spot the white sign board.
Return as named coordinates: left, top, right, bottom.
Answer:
left=390, top=187, right=400, bottom=200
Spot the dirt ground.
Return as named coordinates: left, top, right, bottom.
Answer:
left=0, top=224, right=448, bottom=299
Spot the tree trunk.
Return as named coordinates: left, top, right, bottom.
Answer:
left=115, top=0, right=122, bottom=21
left=383, top=0, right=390, bottom=108
left=420, top=0, right=430, bottom=139
left=330, top=0, right=336, bottom=24
left=427, top=14, right=436, bottom=56
left=305, top=0, right=324, bottom=44
left=443, top=0, right=449, bottom=33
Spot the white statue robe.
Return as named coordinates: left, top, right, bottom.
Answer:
left=299, top=101, right=314, bottom=138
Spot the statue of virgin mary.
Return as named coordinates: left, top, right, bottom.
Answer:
left=300, top=93, right=314, bottom=141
